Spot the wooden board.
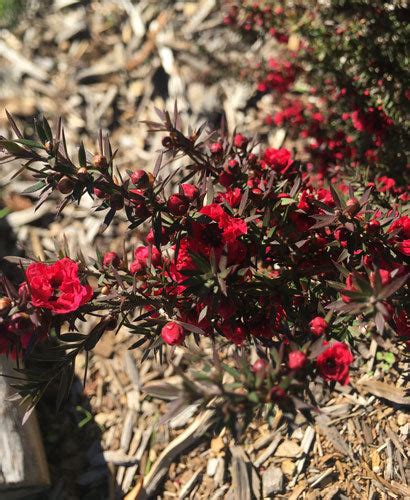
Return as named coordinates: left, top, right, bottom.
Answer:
left=0, top=355, right=50, bottom=499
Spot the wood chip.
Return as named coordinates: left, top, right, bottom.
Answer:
left=357, top=379, right=410, bottom=407
left=143, top=408, right=215, bottom=497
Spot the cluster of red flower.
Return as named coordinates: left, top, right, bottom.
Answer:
left=0, top=109, right=408, bottom=410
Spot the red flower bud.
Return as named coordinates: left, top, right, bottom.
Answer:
left=180, top=183, right=199, bottom=202
left=227, top=159, right=239, bottom=171
left=219, top=170, right=234, bottom=187
left=252, top=358, right=268, bottom=373
left=161, top=322, right=185, bottom=345
left=167, top=194, right=189, bottom=216
left=270, top=386, right=286, bottom=402
left=93, top=186, right=107, bottom=199
left=210, top=142, right=223, bottom=154
left=146, top=228, right=169, bottom=246
left=309, top=316, right=328, bottom=336
left=233, top=134, right=248, bottom=149
left=130, top=260, right=146, bottom=275
left=103, top=251, right=120, bottom=268
left=366, top=219, right=380, bottom=233
left=288, top=351, right=307, bottom=371
left=133, top=201, right=150, bottom=218
left=131, top=170, right=150, bottom=188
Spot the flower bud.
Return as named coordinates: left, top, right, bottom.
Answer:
left=103, top=251, right=120, bottom=268
left=0, top=297, right=12, bottom=315
left=146, top=227, right=169, bottom=246
left=345, top=197, right=360, bottom=217
left=219, top=170, right=234, bottom=187
left=288, top=351, right=307, bottom=371
left=161, top=321, right=185, bottom=345
left=101, top=285, right=111, bottom=295
left=252, top=358, right=268, bottom=373
left=130, top=260, right=146, bottom=275
left=110, top=193, right=124, bottom=211
left=180, top=184, right=199, bottom=202
left=131, top=170, right=150, bottom=188
left=77, top=167, right=88, bottom=179
left=233, top=134, right=248, bottom=149
left=7, top=313, right=33, bottom=336
left=366, top=219, right=380, bottom=233
left=167, top=194, right=189, bottom=216
left=162, top=136, right=173, bottom=148
left=93, top=186, right=107, bottom=199
left=105, top=316, right=118, bottom=331
left=92, top=154, right=108, bottom=169
left=227, top=159, right=240, bottom=173
left=57, top=176, right=74, bottom=194
left=269, top=386, right=286, bottom=402
left=309, top=316, right=328, bottom=336
left=210, top=142, right=223, bottom=154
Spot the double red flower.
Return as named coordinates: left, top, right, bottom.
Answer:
left=23, top=258, right=93, bottom=314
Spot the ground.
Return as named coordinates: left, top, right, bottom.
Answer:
left=0, top=1, right=409, bottom=498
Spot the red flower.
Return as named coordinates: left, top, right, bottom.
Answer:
left=146, top=227, right=169, bottom=246
left=288, top=351, right=307, bottom=370
left=309, top=316, right=328, bottom=336
left=216, top=188, right=242, bottom=208
left=24, top=258, right=93, bottom=314
left=161, top=322, right=185, bottom=345
left=134, top=246, right=162, bottom=267
left=200, top=204, right=247, bottom=244
left=262, top=147, right=293, bottom=174
left=369, top=269, right=391, bottom=288
left=316, top=342, right=353, bottom=385
left=387, top=216, right=410, bottom=256
left=394, top=309, right=410, bottom=339
left=221, top=323, right=246, bottom=345
left=388, top=216, right=410, bottom=238
left=397, top=240, right=410, bottom=256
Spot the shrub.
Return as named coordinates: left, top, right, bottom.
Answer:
left=0, top=109, right=408, bottom=430
left=224, top=0, right=409, bottom=182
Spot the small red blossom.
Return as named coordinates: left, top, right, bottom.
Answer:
left=309, top=316, right=328, bottom=336
left=288, top=351, right=307, bottom=370
left=316, top=342, right=353, bottom=385
left=103, top=251, right=121, bottom=268
left=180, top=183, right=199, bottom=202
left=167, top=194, right=189, bottom=216
left=161, top=322, right=185, bottom=345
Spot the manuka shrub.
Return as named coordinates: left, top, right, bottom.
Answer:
left=0, top=108, right=408, bottom=429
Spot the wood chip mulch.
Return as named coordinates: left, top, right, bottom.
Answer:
left=0, top=1, right=409, bottom=498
